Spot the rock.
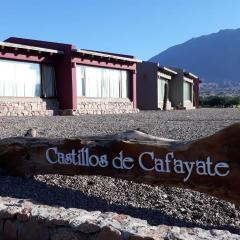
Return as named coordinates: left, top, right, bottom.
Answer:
left=17, top=210, right=30, bottom=222
left=50, top=227, right=88, bottom=240
left=0, top=206, right=20, bottom=219
left=18, top=222, right=49, bottom=240
left=3, top=220, right=17, bottom=240
left=129, top=235, right=155, bottom=240
left=97, top=225, right=123, bottom=240
left=0, top=220, right=3, bottom=239
left=24, top=128, right=37, bottom=137
left=17, top=202, right=32, bottom=222
left=77, top=221, right=101, bottom=234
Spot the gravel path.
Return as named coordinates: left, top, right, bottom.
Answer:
left=0, top=108, right=240, bottom=234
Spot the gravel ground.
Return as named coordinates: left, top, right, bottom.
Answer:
left=0, top=108, right=240, bottom=234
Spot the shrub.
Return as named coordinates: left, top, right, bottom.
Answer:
left=200, top=96, right=240, bottom=108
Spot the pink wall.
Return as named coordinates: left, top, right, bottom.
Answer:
left=136, top=62, right=158, bottom=110
left=4, top=37, right=138, bottom=110
left=72, top=55, right=137, bottom=106
left=193, top=79, right=200, bottom=108
left=5, top=37, right=76, bottom=110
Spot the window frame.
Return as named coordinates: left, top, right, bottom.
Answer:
left=40, top=63, right=57, bottom=99
left=0, top=58, right=57, bottom=98
left=183, top=80, right=193, bottom=101
left=0, top=58, right=41, bottom=98
left=76, top=64, right=131, bottom=99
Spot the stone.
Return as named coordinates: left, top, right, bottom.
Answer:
left=77, top=221, right=101, bottom=234
left=97, top=225, right=123, bottom=240
left=60, top=109, right=74, bottom=116
left=50, top=228, right=88, bottom=240
left=129, top=235, right=155, bottom=240
left=0, top=206, right=21, bottom=219
left=70, top=210, right=101, bottom=232
left=0, top=99, right=59, bottom=116
left=0, top=220, right=4, bottom=239
left=24, top=128, right=37, bottom=137
left=0, top=196, right=240, bottom=240
left=4, top=220, right=17, bottom=240
left=76, top=99, right=138, bottom=115
left=18, top=222, right=49, bottom=240
left=17, top=212, right=30, bottom=222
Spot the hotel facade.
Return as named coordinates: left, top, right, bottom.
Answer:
left=0, top=37, right=140, bottom=116
left=137, top=62, right=201, bottom=110
left=0, top=37, right=200, bottom=116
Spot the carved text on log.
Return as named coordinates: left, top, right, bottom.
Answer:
left=0, top=123, right=239, bottom=205
left=46, top=148, right=230, bottom=182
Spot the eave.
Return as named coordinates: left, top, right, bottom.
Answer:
left=0, top=41, right=64, bottom=55
left=74, top=49, right=142, bottom=63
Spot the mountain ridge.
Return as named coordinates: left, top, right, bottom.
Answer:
left=149, top=28, right=240, bottom=86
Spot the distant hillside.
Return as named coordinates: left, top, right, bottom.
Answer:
left=150, top=29, right=240, bottom=95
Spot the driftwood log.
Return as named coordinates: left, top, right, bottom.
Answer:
left=0, top=123, right=240, bottom=205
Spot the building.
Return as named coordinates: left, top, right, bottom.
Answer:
left=171, top=68, right=201, bottom=109
left=0, top=37, right=140, bottom=116
left=136, top=62, right=177, bottom=110
left=136, top=62, right=201, bottom=110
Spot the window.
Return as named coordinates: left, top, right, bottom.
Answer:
left=184, top=81, right=192, bottom=101
left=41, top=64, right=56, bottom=97
left=76, top=65, right=130, bottom=98
left=0, top=59, right=41, bottom=97
left=0, top=59, right=56, bottom=98
left=158, top=78, right=168, bottom=102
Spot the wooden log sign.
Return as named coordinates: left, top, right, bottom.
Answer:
left=0, top=123, right=240, bottom=205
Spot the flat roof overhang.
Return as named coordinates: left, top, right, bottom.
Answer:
left=0, top=41, right=64, bottom=55
left=184, top=72, right=198, bottom=79
left=74, top=49, right=142, bottom=64
left=157, top=64, right=178, bottom=76
left=184, top=72, right=202, bottom=83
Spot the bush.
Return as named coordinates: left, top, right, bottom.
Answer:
left=200, top=96, right=240, bottom=108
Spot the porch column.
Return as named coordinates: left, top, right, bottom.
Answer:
left=71, top=62, right=77, bottom=110
left=132, top=68, right=137, bottom=108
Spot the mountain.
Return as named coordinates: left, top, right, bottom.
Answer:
left=149, top=29, right=240, bottom=95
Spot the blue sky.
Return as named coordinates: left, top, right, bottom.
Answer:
left=0, top=0, right=239, bottom=60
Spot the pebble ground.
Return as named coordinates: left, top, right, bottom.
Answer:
left=0, top=108, right=240, bottom=234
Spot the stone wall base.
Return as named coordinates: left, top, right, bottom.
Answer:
left=0, top=196, right=239, bottom=240
left=158, top=100, right=173, bottom=110
left=0, top=98, right=59, bottom=116
left=0, top=97, right=139, bottom=116
left=184, top=100, right=196, bottom=110
left=74, top=98, right=139, bottom=115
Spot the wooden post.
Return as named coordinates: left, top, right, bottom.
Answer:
left=0, top=124, right=240, bottom=205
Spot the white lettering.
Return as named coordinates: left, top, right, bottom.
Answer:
left=112, top=151, right=124, bottom=169
left=72, top=149, right=78, bottom=165
left=58, top=152, right=65, bottom=164
left=123, top=157, right=134, bottom=170
left=99, top=155, right=108, bottom=168
left=206, top=156, right=216, bottom=176
left=89, top=155, right=99, bottom=167
left=45, top=148, right=231, bottom=182
left=46, top=147, right=58, bottom=164
left=165, top=152, right=173, bottom=173
left=174, top=159, right=185, bottom=174
left=196, top=160, right=208, bottom=175
left=215, top=162, right=230, bottom=176
left=183, top=161, right=195, bottom=182
left=138, top=152, right=154, bottom=171
left=155, top=158, right=165, bottom=172
left=65, top=153, right=73, bottom=165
